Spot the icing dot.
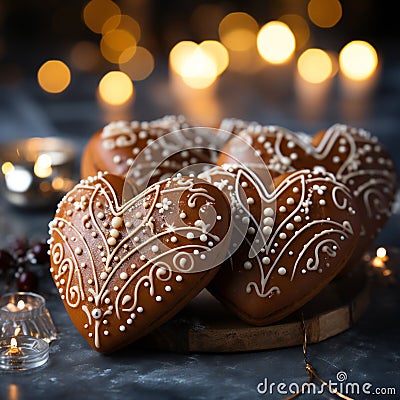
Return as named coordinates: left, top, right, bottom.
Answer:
left=88, top=296, right=93, bottom=302
left=114, top=286, right=119, bottom=291
left=301, top=269, right=306, bottom=274
left=127, top=319, right=133, bottom=325
left=286, top=223, right=294, bottom=230
left=88, top=333, right=93, bottom=338
left=294, top=216, right=302, bottom=222
left=100, top=272, right=108, bottom=280
left=156, top=296, right=162, bottom=302
left=263, top=217, right=274, bottom=226
left=120, top=272, right=128, bottom=280
left=279, top=206, right=287, bottom=213
left=104, top=330, right=109, bottom=336
left=110, top=229, right=120, bottom=238
left=171, top=236, right=177, bottom=243
left=264, top=208, right=274, bottom=217
left=186, top=232, right=195, bottom=240
left=279, top=233, right=287, bottom=240
left=200, top=234, right=208, bottom=242
left=278, top=267, right=287, bottom=276
left=152, top=245, right=159, bottom=253
left=287, top=197, right=295, bottom=205
left=91, top=308, right=102, bottom=319
left=107, top=237, right=117, bottom=246
left=135, top=212, right=142, bottom=219
left=180, top=212, right=187, bottom=219
left=176, top=275, right=183, bottom=282
left=319, top=199, right=326, bottom=206
left=263, top=226, right=272, bottom=236
left=113, top=155, right=122, bottom=164
left=97, top=212, right=105, bottom=219
left=165, top=285, right=172, bottom=292
left=247, top=197, right=255, bottom=205
left=293, top=187, right=299, bottom=193
left=137, top=306, right=144, bottom=313
left=119, top=325, right=126, bottom=332
left=111, top=217, right=123, bottom=228
left=84, top=324, right=88, bottom=329
left=75, top=247, right=83, bottom=255
left=248, top=227, right=256, bottom=234
left=244, top=261, right=253, bottom=270
left=262, top=257, right=270, bottom=265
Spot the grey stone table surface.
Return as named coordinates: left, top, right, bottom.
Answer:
left=0, top=58, right=400, bottom=400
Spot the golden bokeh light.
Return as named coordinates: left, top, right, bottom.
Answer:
left=34, top=154, right=53, bottom=178
left=119, top=46, right=154, bottom=81
left=279, top=14, right=310, bottom=49
left=169, top=41, right=198, bottom=74
left=199, top=40, right=229, bottom=75
left=297, top=48, right=332, bottom=84
left=70, top=41, right=102, bottom=72
left=257, top=21, right=296, bottom=64
left=83, top=0, right=121, bottom=34
left=219, top=12, right=258, bottom=52
left=102, top=14, right=141, bottom=43
left=37, top=60, right=71, bottom=94
left=180, top=47, right=218, bottom=89
left=1, top=161, right=14, bottom=175
left=98, top=71, right=134, bottom=105
left=339, top=40, right=378, bottom=80
left=308, top=0, right=342, bottom=28
left=100, top=28, right=137, bottom=64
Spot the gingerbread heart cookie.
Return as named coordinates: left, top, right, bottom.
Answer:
left=219, top=123, right=397, bottom=266
left=200, top=166, right=360, bottom=326
left=48, top=172, right=231, bottom=353
left=81, top=115, right=218, bottom=189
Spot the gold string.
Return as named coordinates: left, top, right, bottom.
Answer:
left=282, top=315, right=354, bottom=400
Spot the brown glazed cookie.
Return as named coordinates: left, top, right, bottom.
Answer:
left=200, top=165, right=361, bottom=326
left=219, top=123, right=397, bottom=267
left=80, top=115, right=218, bottom=188
left=48, top=172, right=231, bottom=353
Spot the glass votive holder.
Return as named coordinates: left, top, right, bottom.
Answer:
left=0, top=335, right=49, bottom=371
left=0, top=136, right=76, bottom=208
left=0, top=292, right=57, bottom=343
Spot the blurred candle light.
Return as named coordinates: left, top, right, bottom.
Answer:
left=100, top=28, right=137, bottom=64
left=98, top=71, right=134, bottom=122
left=83, top=0, right=121, bottom=34
left=338, top=40, right=379, bottom=119
left=279, top=14, right=310, bottom=50
left=219, top=12, right=258, bottom=52
left=339, top=40, right=378, bottom=81
left=37, top=60, right=71, bottom=94
left=257, top=21, right=296, bottom=64
left=98, top=71, right=134, bottom=106
left=119, top=46, right=154, bottom=81
left=199, top=41, right=229, bottom=76
left=295, top=48, right=334, bottom=121
left=102, top=14, right=141, bottom=41
left=308, top=0, right=342, bottom=28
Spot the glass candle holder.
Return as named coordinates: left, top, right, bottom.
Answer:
left=0, top=136, right=76, bottom=208
left=0, top=292, right=57, bottom=343
left=0, top=335, right=49, bottom=370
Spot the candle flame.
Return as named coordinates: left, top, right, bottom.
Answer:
left=10, top=337, right=17, bottom=348
left=16, top=300, right=25, bottom=310
left=376, top=247, right=387, bottom=259
left=34, top=154, right=53, bottom=178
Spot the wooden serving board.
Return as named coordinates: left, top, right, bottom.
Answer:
left=138, top=267, right=370, bottom=353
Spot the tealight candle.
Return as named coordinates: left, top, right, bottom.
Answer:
left=0, top=335, right=49, bottom=370
left=0, top=137, right=76, bottom=208
left=0, top=292, right=57, bottom=343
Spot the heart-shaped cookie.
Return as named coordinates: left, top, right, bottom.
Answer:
left=81, top=115, right=218, bottom=188
left=219, top=123, right=397, bottom=266
left=48, top=172, right=231, bottom=353
left=200, top=165, right=360, bottom=325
